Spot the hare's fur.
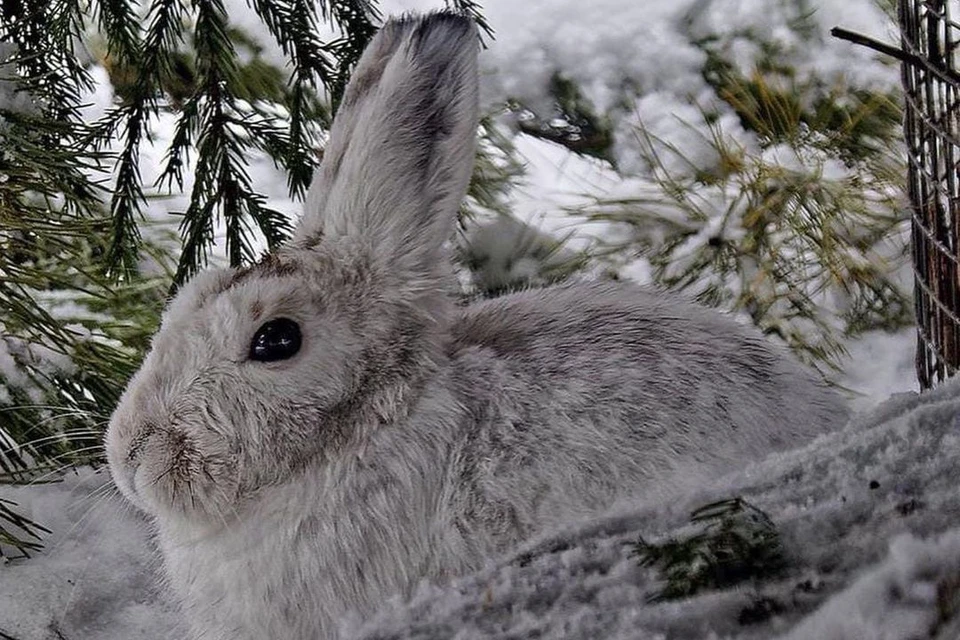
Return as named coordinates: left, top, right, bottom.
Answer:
left=106, top=12, right=848, bottom=640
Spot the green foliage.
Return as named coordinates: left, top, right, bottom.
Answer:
left=702, top=48, right=902, bottom=162
left=95, top=0, right=494, bottom=287
left=1, top=0, right=93, bottom=121
left=1, top=496, right=51, bottom=559
left=582, top=63, right=909, bottom=370
left=0, top=1, right=173, bottom=557
left=97, top=0, right=328, bottom=285
left=0, top=205, right=170, bottom=487
left=633, top=497, right=786, bottom=601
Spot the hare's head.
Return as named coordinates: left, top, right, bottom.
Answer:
left=105, top=13, right=479, bottom=521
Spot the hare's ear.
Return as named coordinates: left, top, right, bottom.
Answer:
left=293, top=13, right=479, bottom=275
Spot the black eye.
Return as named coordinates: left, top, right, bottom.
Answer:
left=250, top=318, right=302, bottom=362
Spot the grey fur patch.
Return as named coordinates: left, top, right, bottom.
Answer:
left=227, top=253, right=300, bottom=289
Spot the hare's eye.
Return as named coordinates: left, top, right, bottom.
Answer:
left=250, top=318, right=302, bottom=362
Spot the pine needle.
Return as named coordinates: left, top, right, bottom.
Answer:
left=633, top=497, right=787, bottom=601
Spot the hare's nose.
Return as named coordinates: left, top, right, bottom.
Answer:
left=126, top=422, right=159, bottom=466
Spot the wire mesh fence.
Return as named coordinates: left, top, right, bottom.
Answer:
left=900, top=0, right=960, bottom=389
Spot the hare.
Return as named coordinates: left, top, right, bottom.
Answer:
left=105, top=12, right=849, bottom=640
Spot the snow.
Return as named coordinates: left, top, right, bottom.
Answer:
left=384, top=0, right=900, bottom=175
left=0, top=469, right=186, bottom=639
left=839, top=327, right=918, bottom=412
left=781, top=530, right=960, bottom=640
left=0, top=44, right=37, bottom=118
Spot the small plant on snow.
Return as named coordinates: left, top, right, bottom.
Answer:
left=633, top=497, right=787, bottom=601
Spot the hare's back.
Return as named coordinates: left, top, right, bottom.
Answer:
left=451, top=280, right=846, bottom=460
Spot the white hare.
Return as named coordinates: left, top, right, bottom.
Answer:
left=106, top=12, right=848, bottom=640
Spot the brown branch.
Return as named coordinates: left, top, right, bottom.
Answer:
left=830, top=27, right=920, bottom=64
left=830, top=27, right=915, bottom=65
left=831, top=25, right=960, bottom=85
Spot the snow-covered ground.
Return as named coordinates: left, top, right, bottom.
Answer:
left=0, top=0, right=929, bottom=637
left=0, top=473, right=186, bottom=639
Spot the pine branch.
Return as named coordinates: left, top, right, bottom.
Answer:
left=323, top=0, right=381, bottom=110
left=0, top=109, right=104, bottom=214
left=444, top=0, right=494, bottom=42
left=168, top=0, right=293, bottom=286
left=0, top=21, right=164, bottom=483
left=633, top=497, right=786, bottom=601
left=95, top=0, right=145, bottom=66
left=0, top=0, right=91, bottom=122
left=576, top=65, right=908, bottom=370
left=100, top=0, right=188, bottom=279
left=247, top=0, right=332, bottom=198
left=830, top=26, right=931, bottom=68
left=0, top=497, right=52, bottom=559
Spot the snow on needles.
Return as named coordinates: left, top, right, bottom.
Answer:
left=388, top=0, right=899, bottom=171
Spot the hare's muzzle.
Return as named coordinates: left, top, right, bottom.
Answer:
left=106, top=411, right=238, bottom=519
left=105, top=416, right=154, bottom=511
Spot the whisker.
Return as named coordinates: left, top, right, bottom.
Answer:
left=46, top=476, right=118, bottom=556
left=11, top=446, right=108, bottom=487
left=0, top=411, right=111, bottom=477
left=1, top=430, right=104, bottom=456
left=70, top=476, right=118, bottom=512
left=32, top=410, right=104, bottom=429
left=0, top=404, right=109, bottom=419
left=0, top=408, right=109, bottom=444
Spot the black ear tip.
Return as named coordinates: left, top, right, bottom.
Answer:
left=418, top=10, right=476, bottom=32
left=387, top=10, right=478, bottom=51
